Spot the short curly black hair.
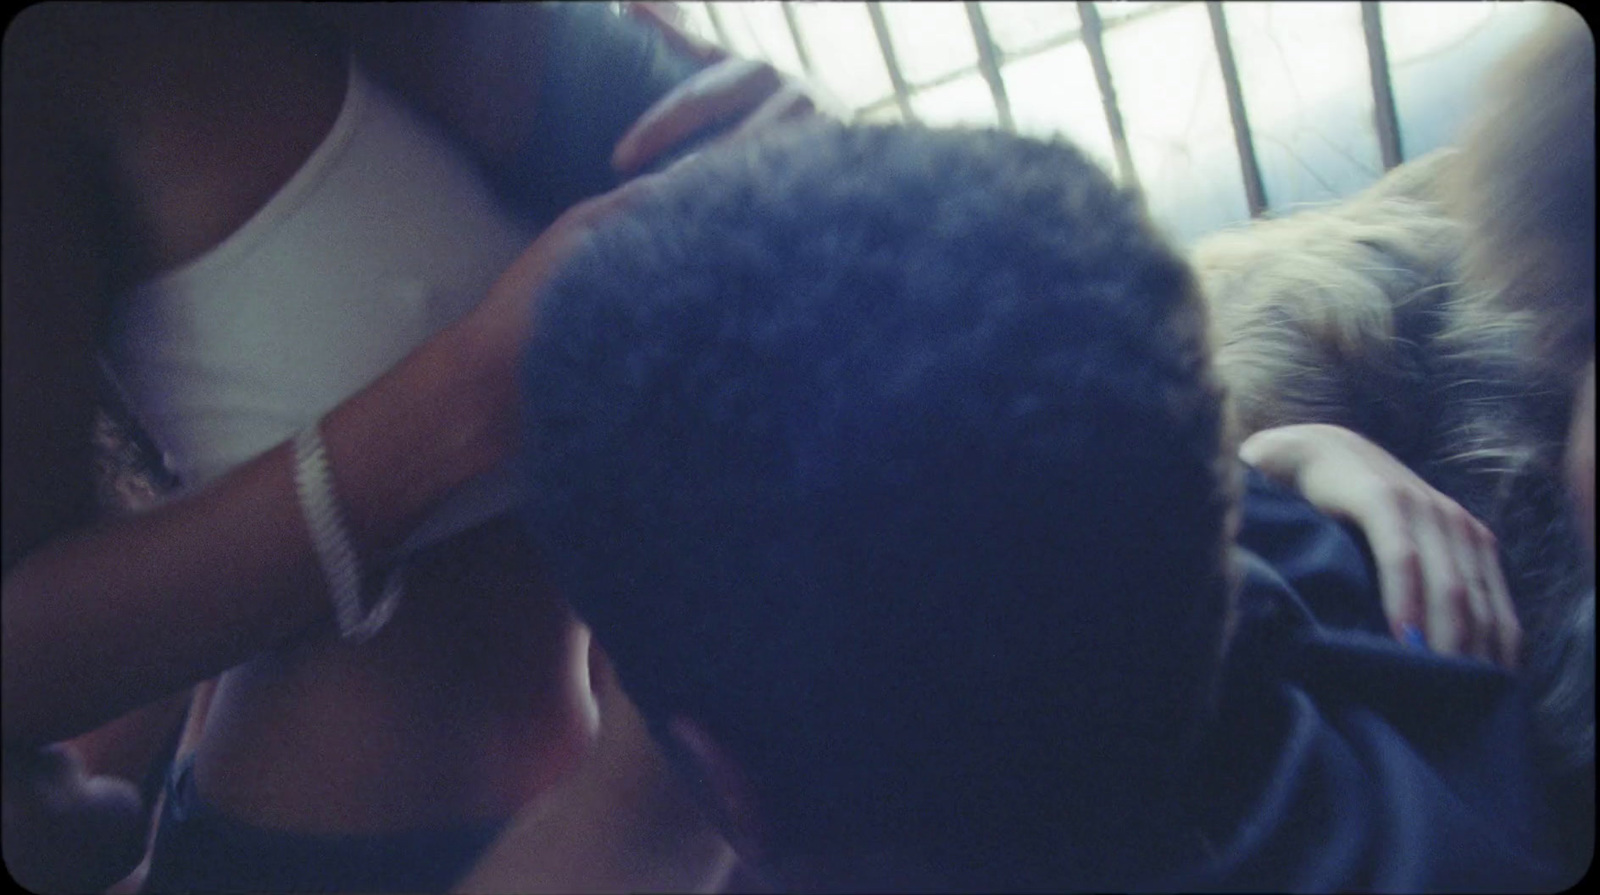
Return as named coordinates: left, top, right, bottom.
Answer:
left=520, top=120, right=1236, bottom=888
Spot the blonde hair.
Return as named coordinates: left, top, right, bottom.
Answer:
left=1450, top=4, right=1595, bottom=386
left=1192, top=150, right=1463, bottom=457
left=1191, top=23, right=1594, bottom=770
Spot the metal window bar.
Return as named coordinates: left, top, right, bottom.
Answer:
left=1360, top=1, right=1405, bottom=170
left=779, top=2, right=816, bottom=79
left=848, top=3, right=1181, bottom=124
left=965, top=2, right=1016, bottom=133
left=702, top=1, right=735, bottom=52
left=683, top=2, right=1412, bottom=216
left=1206, top=2, right=1268, bottom=217
left=1077, top=2, right=1141, bottom=191
left=865, top=2, right=917, bottom=121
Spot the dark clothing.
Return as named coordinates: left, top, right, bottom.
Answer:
left=140, top=471, right=1583, bottom=892
left=1177, top=466, right=1578, bottom=891
left=138, top=8, right=709, bottom=893
left=140, top=756, right=505, bottom=894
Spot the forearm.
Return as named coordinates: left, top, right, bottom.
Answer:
left=2, top=321, right=511, bottom=746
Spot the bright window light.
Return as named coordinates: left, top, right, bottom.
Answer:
left=1225, top=2, right=1384, bottom=213
left=670, top=1, right=1564, bottom=242
left=979, top=2, right=1079, bottom=57
left=711, top=2, right=808, bottom=78
left=1382, top=1, right=1551, bottom=159
left=882, top=2, right=979, bottom=86
left=1101, top=2, right=1253, bottom=241
left=787, top=2, right=897, bottom=110
left=910, top=72, right=999, bottom=128
left=1002, top=42, right=1119, bottom=176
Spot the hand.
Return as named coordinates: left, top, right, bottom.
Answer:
left=430, top=172, right=664, bottom=483
left=611, top=3, right=829, bottom=176
left=468, top=172, right=664, bottom=355
left=1241, top=423, right=1521, bottom=666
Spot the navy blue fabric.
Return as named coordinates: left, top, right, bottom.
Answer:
left=135, top=10, right=713, bottom=893
left=138, top=472, right=1578, bottom=892
left=139, top=756, right=505, bottom=894
left=1174, top=466, right=1574, bottom=891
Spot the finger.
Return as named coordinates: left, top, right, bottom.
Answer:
left=1469, top=519, right=1522, bottom=668
left=624, top=1, right=729, bottom=65
left=538, top=172, right=664, bottom=257
left=587, top=638, right=616, bottom=700
left=1409, top=499, right=1475, bottom=658
left=613, top=59, right=783, bottom=174
left=1238, top=427, right=1310, bottom=486
left=1352, top=489, right=1428, bottom=641
left=1436, top=502, right=1496, bottom=662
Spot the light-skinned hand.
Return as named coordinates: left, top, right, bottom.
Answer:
left=1242, top=423, right=1521, bottom=667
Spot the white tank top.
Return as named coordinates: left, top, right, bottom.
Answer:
left=102, top=61, right=537, bottom=552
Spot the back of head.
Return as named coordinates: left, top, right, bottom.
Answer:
left=1191, top=151, right=1464, bottom=457
left=519, top=121, right=1235, bottom=890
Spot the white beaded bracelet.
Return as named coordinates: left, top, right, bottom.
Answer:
left=292, top=424, right=403, bottom=643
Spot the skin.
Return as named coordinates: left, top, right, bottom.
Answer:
left=1242, top=423, right=1522, bottom=666
left=3, top=3, right=811, bottom=888
left=462, top=419, right=1531, bottom=893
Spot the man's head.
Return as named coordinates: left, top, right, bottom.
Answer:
left=519, top=121, right=1236, bottom=890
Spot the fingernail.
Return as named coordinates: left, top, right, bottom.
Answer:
left=1401, top=624, right=1429, bottom=651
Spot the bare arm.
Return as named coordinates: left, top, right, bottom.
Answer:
left=3, top=287, right=515, bottom=746
left=3, top=2, right=812, bottom=747
left=0, top=7, right=593, bottom=744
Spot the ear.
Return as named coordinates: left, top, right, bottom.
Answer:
left=665, top=715, right=769, bottom=866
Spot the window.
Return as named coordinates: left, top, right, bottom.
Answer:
left=665, top=1, right=1555, bottom=243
